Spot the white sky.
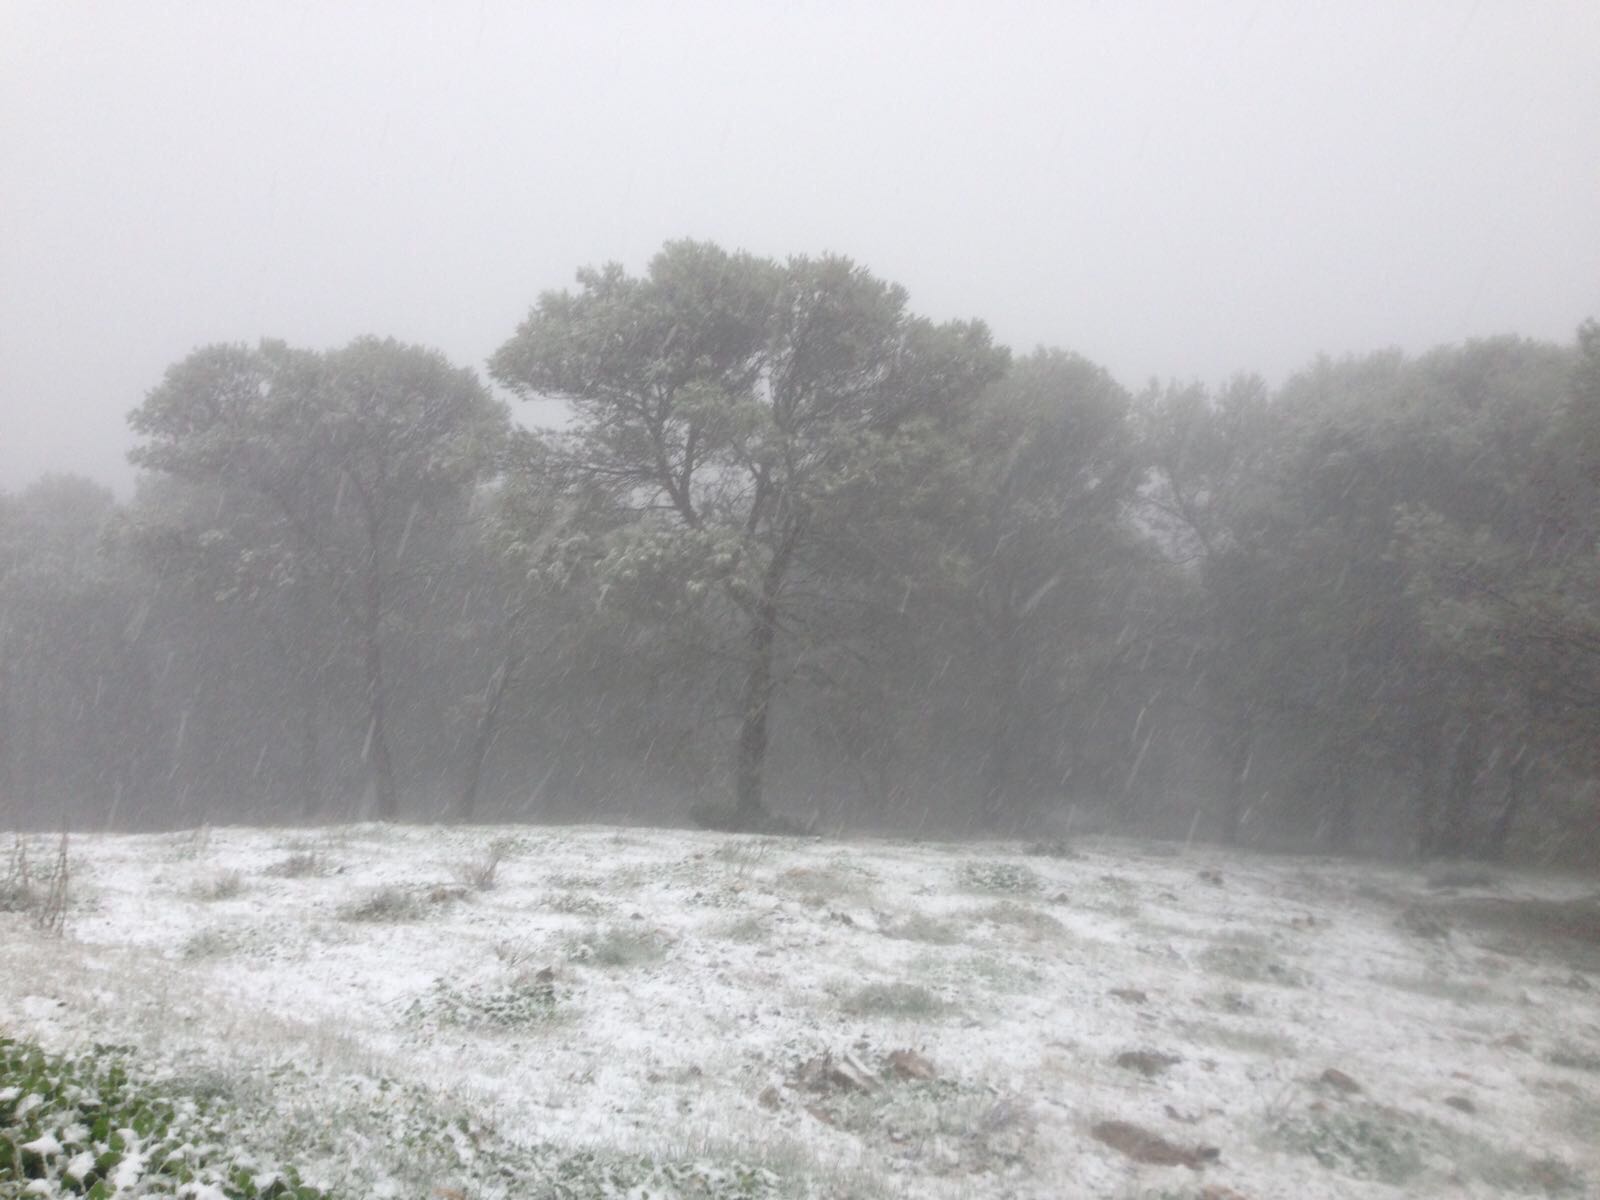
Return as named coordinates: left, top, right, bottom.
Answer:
left=3, top=0, right=1598, bottom=494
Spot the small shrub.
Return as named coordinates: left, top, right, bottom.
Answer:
left=1024, top=837, right=1077, bottom=859
left=406, top=976, right=562, bottom=1030
left=970, top=900, right=1065, bottom=938
left=716, top=914, right=770, bottom=943
left=1269, top=1106, right=1426, bottom=1184
left=1199, top=942, right=1310, bottom=987
left=170, top=824, right=212, bottom=860
left=1, top=834, right=70, bottom=935
left=454, top=838, right=514, bottom=891
left=265, top=850, right=330, bottom=878
left=567, top=925, right=667, bottom=968
left=548, top=891, right=612, bottom=916
left=182, top=926, right=242, bottom=959
left=341, top=885, right=425, bottom=923
left=1475, top=1151, right=1587, bottom=1196
left=0, top=837, right=37, bottom=913
left=777, top=865, right=873, bottom=904
left=879, top=911, right=962, bottom=945
left=959, top=860, right=1041, bottom=895
left=840, top=981, right=952, bottom=1019
left=1544, top=1043, right=1600, bottom=1073
left=192, top=869, right=246, bottom=901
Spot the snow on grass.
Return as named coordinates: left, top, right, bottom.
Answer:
left=2, top=824, right=1598, bottom=1198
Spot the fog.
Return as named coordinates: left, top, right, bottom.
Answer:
left=7, top=9, right=1600, bottom=1191
left=4, top=1, right=1597, bottom=492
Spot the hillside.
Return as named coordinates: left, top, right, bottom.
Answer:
left=3, top=825, right=1597, bottom=1198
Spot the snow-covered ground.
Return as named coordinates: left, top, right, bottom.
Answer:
left=3, top=824, right=1597, bottom=1198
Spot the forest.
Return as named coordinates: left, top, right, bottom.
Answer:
left=3, top=241, right=1597, bottom=866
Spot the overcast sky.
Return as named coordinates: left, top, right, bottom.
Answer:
left=3, top=0, right=1598, bottom=495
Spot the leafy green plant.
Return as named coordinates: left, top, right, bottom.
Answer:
left=0, top=1036, right=330, bottom=1198
left=405, top=976, right=562, bottom=1030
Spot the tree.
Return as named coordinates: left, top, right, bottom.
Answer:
left=948, top=348, right=1142, bottom=828
left=491, top=240, right=1006, bottom=825
left=0, top=476, right=163, bottom=828
left=128, top=337, right=509, bottom=819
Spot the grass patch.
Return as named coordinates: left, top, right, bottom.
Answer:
left=1199, top=942, right=1310, bottom=987
left=566, top=925, right=668, bottom=968
left=1544, top=1043, right=1600, bottom=1073
left=969, top=900, right=1066, bottom=938
left=878, top=910, right=962, bottom=945
left=714, top=913, right=770, bottom=943
left=1268, top=1104, right=1426, bottom=1185
left=341, top=885, right=428, bottom=923
left=0, top=834, right=70, bottom=935
left=1475, top=1151, right=1588, bottom=1196
left=547, top=891, right=614, bottom=917
left=406, top=976, right=563, bottom=1030
left=191, top=869, right=246, bottom=901
left=776, top=865, right=873, bottom=905
left=181, top=926, right=244, bottom=960
left=1373, top=971, right=1492, bottom=1005
left=265, top=851, right=331, bottom=878
left=839, top=981, right=953, bottom=1019
left=959, top=953, right=1045, bottom=993
left=958, top=860, right=1042, bottom=895
left=452, top=837, right=515, bottom=891
left=1179, top=1019, right=1299, bottom=1059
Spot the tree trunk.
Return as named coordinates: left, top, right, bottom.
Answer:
left=1482, top=748, right=1529, bottom=861
left=1219, top=717, right=1253, bottom=846
left=298, top=681, right=320, bottom=821
left=361, top=574, right=398, bottom=821
left=733, top=591, right=779, bottom=822
left=1413, top=723, right=1447, bottom=859
left=457, top=651, right=520, bottom=822
left=978, top=619, right=1022, bottom=831
left=1437, top=725, right=1482, bottom=858
left=1324, top=760, right=1358, bottom=851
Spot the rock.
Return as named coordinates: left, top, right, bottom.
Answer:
left=1091, top=1119, right=1220, bottom=1169
left=1444, top=1094, right=1477, bottom=1113
left=1198, top=869, right=1225, bottom=886
left=1200, top=1187, right=1253, bottom=1200
left=1319, top=1068, right=1362, bottom=1094
left=1109, top=987, right=1149, bottom=1004
left=758, top=1085, right=782, bottom=1110
left=886, top=1049, right=937, bottom=1081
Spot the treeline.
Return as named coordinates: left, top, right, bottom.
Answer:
left=1, top=242, right=1596, bottom=865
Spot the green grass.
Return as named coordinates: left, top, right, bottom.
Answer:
left=840, top=981, right=953, bottom=1019
left=958, top=861, right=1042, bottom=895
left=567, top=925, right=668, bottom=968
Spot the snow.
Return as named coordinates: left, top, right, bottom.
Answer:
left=2, top=823, right=1597, bottom=1198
